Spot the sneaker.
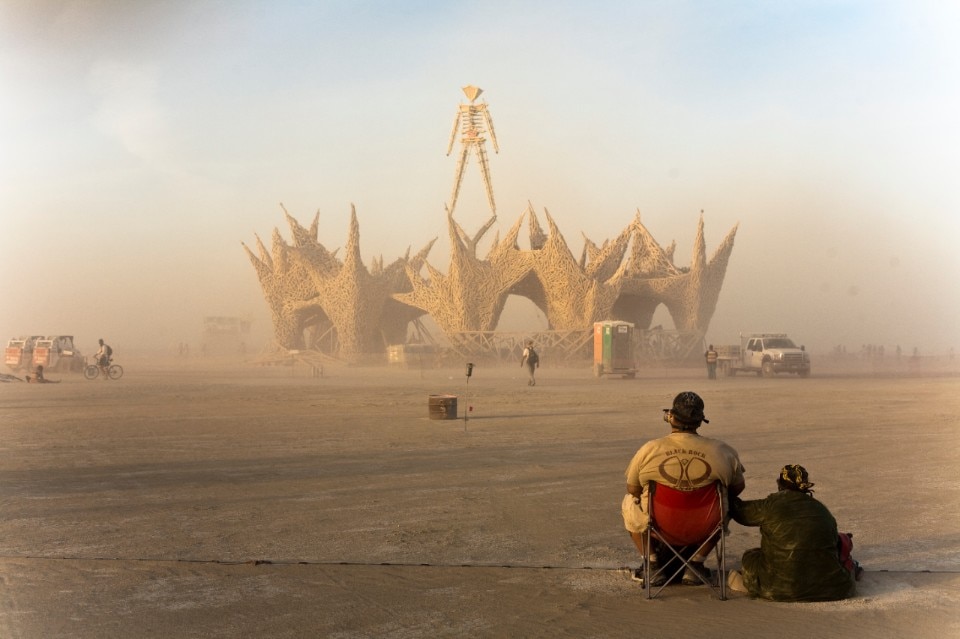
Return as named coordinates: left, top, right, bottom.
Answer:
left=682, top=562, right=711, bottom=586
left=726, top=569, right=749, bottom=593
left=631, top=566, right=666, bottom=587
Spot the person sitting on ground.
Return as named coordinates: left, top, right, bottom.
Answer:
left=622, top=391, right=745, bottom=586
left=727, top=464, right=860, bottom=601
left=25, top=365, right=59, bottom=384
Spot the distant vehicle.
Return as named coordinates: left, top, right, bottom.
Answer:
left=387, top=343, right=440, bottom=368
left=201, top=315, right=252, bottom=357
left=5, top=335, right=45, bottom=372
left=716, top=333, right=811, bottom=378
left=32, top=336, right=85, bottom=373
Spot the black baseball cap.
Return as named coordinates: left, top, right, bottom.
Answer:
left=663, top=391, right=709, bottom=425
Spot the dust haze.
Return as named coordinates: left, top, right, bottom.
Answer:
left=1, top=2, right=958, bottom=358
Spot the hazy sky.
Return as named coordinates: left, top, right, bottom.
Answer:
left=2, top=1, right=958, bottom=355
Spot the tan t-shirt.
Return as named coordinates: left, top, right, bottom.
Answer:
left=625, top=431, right=744, bottom=492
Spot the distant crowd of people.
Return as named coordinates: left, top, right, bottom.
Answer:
left=175, top=341, right=247, bottom=358
left=830, top=343, right=955, bottom=361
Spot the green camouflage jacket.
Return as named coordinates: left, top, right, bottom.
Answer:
left=731, top=490, right=856, bottom=602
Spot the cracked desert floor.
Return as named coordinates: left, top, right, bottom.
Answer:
left=1, top=356, right=958, bottom=638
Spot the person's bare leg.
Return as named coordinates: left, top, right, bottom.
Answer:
left=693, top=538, right=717, bottom=561
left=629, top=531, right=647, bottom=555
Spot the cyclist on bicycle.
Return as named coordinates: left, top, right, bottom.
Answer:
left=96, top=339, right=113, bottom=372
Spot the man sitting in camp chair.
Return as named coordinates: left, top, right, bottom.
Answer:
left=622, top=391, right=745, bottom=587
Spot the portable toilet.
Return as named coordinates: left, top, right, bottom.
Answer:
left=593, top=321, right=637, bottom=378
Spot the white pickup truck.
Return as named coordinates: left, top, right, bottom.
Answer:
left=716, top=333, right=811, bottom=378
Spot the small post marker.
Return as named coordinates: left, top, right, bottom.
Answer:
left=464, top=363, right=474, bottom=430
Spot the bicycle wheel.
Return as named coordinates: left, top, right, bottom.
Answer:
left=108, top=364, right=124, bottom=380
left=83, top=364, right=100, bottom=380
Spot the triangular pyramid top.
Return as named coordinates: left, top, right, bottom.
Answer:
left=461, top=85, right=483, bottom=102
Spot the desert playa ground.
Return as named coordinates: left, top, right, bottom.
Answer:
left=1, top=355, right=959, bottom=638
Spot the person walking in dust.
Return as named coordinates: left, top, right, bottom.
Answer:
left=520, top=341, right=539, bottom=386
left=704, top=344, right=719, bottom=379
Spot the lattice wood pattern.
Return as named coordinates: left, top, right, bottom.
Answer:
left=245, top=204, right=737, bottom=362
left=448, top=330, right=593, bottom=363
left=243, top=204, right=433, bottom=362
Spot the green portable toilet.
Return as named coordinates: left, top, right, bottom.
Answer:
left=593, top=321, right=637, bottom=378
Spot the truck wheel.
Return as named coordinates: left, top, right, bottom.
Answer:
left=761, top=361, right=775, bottom=378
left=798, top=368, right=811, bottom=378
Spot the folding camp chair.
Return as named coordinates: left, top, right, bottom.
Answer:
left=642, top=481, right=727, bottom=600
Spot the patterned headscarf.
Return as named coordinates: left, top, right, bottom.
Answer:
left=779, top=464, right=815, bottom=493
